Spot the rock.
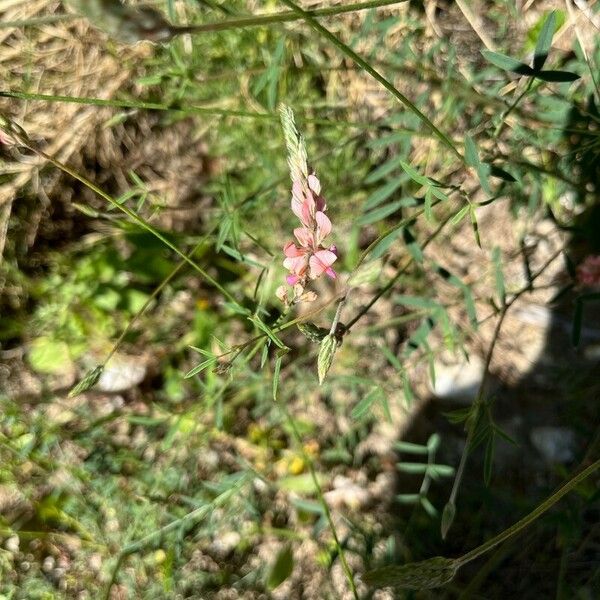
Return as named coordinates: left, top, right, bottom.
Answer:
left=96, top=355, right=147, bottom=392
left=530, top=427, right=577, bottom=464
left=430, top=355, right=485, bottom=403
left=324, top=476, right=370, bottom=510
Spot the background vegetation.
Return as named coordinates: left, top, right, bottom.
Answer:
left=0, top=1, right=599, bottom=598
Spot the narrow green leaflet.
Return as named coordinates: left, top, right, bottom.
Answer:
left=351, top=386, right=381, bottom=419
left=533, top=11, right=556, bottom=71
left=267, top=544, right=294, bottom=590
left=481, top=49, right=534, bottom=75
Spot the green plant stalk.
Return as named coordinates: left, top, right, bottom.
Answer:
left=279, top=0, right=464, bottom=162
left=281, top=404, right=359, bottom=600
left=444, top=246, right=563, bottom=534
left=171, top=0, right=409, bottom=35
left=104, top=235, right=213, bottom=365
left=494, top=78, right=534, bottom=138
left=1, top=1, right=406, bottom=31
left=458, top=458, right=600, bottom=567
left=345, top=205, right=455, bottom=331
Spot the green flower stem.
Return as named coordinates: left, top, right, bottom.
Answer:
left=458, top=459, right=600, bottom=567
left=494, top=77, right=534, bottom=138
left=345, top=204, right=454, bottom=331
left=1, top=1, right=406, bottom=32
left=281, top=404, right=359, bottom=600
left=173, top=0, right=409, bottom=35
left=279, top=0, right=464, bottom=162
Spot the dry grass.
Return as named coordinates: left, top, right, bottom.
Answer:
left=0, top=0, right=152, bottom=261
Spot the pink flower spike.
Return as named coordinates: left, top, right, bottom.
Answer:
left=286, top=274, right=300, bottom=286
left=325, top=267, right=337, bottom=279
left=309, top=249, right=337, bottom=279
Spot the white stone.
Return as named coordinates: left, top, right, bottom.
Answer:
left=531, top=427, right=576, bottom=464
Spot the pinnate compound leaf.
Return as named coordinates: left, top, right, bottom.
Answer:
left=364, top=556, right=459, bottom=589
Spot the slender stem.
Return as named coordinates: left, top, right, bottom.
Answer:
left=104, top=235, right=212, bottom=364
left=345, top=207, right=455, bottom=331
left=1, top=1, right=406, bottom=32
left=329, top=293, right=348, bottom=335
left=494, top=78, right=534, bottom=138
left=173, top=0, right=409, bottom=35
left=458, top=459, right=600, bottom=566
left=282, top=405, right=359, bottom=600
left=445, top=247, right=563, bottom=521
left=279, top=0, right=464, bottom=162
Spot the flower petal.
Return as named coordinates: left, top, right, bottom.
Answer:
left=315, top=211, right=332, bottom=245
left=309, top=249, right=337, bottom=279
left=284, top=254, right=308, bottom=275
left=294, top=227, right=314, bottom=249
left=308, top=174, right=321, bottom=195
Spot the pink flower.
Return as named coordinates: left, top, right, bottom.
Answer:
left=281, top=173, right=338, bottom=302
left=577, top=255, right=600, bottom=288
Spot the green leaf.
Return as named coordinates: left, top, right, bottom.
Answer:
left=394, top=441, right=428, bottom=455
left=364, top=177, right=404, bottom=210
left=297, top=322, right=328, bottom=344
left=426, top=464, right=455, bottom=479
left=396, top=462, right=429, bottom=475
left=534, top=70, right=580, bottom=82
left=420, top=495, right=438, bottom=517
left=351, top=386, right=380, bottom=419
left=369, top=227, right=403, bottom=260
left=489, top=164, right=517, bottom=182
left=396, top=494, right=420, bottom=504
left=365, top=155, right=405, bottom=184
left=481, top=50, right=534, bottom=75
left=451, top=204, right=470, bottom=226
left=484, top=433, right=495, bottom=486
left=267, top=544, right=294, bottom=590
left=357, top=199, right=404, bottom=226
left=427, top=433, right=441, bottom=452
left=464, top=135, right=479, bottom=168
left=273, top=352, right=283, bottom=401
left=469, top=205, right=481, bottom=249
left=185, top=357, right=218, bottom=378
left=400, top=160, right=429, bottom=186
left=279, top=472, right=324, bottom=493
left=533, top=11, right=556, bottom=71
left=317, top=334, right=339, bottom=385
left=441, top=502, right=456, bottom=540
